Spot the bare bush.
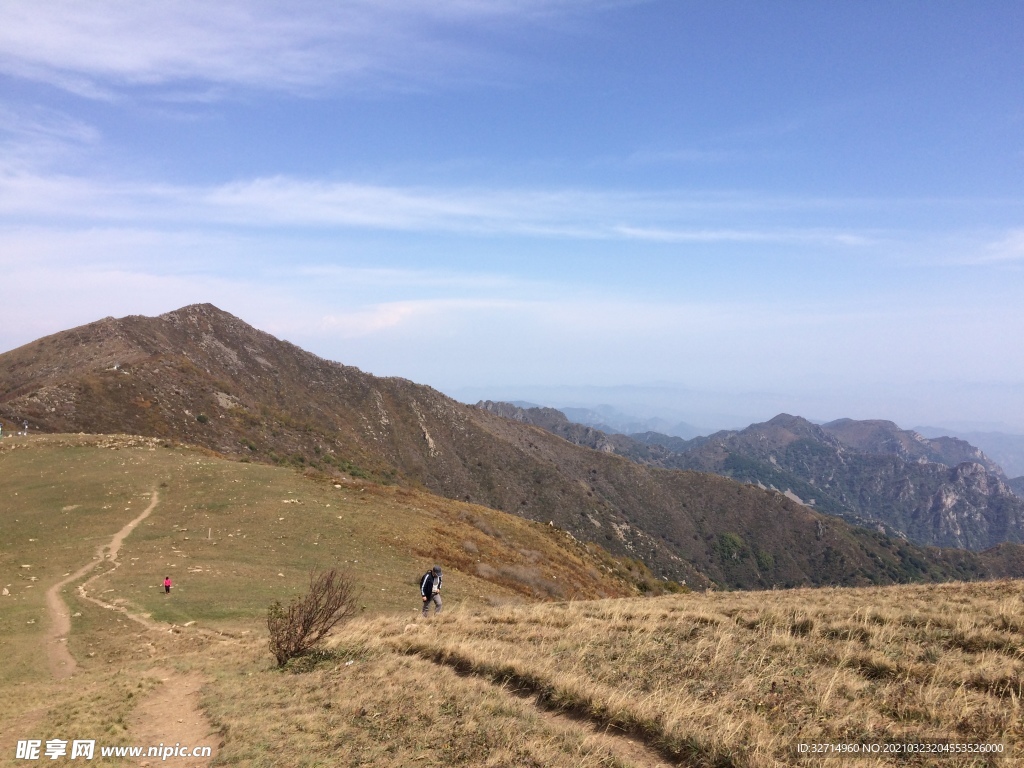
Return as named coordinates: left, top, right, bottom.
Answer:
left=268, top=568, right=360, bottom=667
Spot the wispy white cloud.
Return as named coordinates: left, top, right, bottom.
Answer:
left=0, top=1, right=628, bottom=99
left=0, top=105, right=99, bottom=146
left=612, top=225, right=874, bottom=247
left=619, top=148, right=735, bottom=166
left=0, top=105, right=101, bottom=171
left=891, top=229, right=1024, bottom=267
left=293, top=264, right=523, bottom=291
left=0, top=167, right=881, bottom=247
left=317, top=297, right=526, bottom=338
left=978, top=230, right=1024, bottom=264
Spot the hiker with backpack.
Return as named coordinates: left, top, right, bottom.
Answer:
left=420, top=566, right=442, bottom=616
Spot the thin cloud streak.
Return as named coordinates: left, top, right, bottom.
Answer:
left=294, top=264, right=525, bottom=291
left=977, top=230, right=1024, bottom=264
left=612, top=225, right=875, bottom=247
left=0, top=105, right=102, bottom=172
left=0, top=105, right=100, bottom=147
left=318, top=298, right=526, bottom=338
left=0, top=169, right=899, bottom=247
left=0, top=1, right=630, bottom=98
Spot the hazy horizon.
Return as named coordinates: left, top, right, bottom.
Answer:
left=2, top=2, right=1021, bottom=433
left=442, top=382, right=1024, bottom=437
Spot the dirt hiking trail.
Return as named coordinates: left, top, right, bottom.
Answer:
left=43, top=489, right=220, bottom=763
left=45, top=490, right=161, bottom=678
left=131, top=668, right=217, bottom=767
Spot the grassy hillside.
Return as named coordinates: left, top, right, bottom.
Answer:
left=1, top=433, right=669, bottom=765
left=2, top=435, right=1022, bottom=767
left=0, top=435, right=657, bottom=681
left=1, top=434, right=653, bottom=627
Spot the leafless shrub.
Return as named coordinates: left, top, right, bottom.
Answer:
left=268, top=568, right=360, bottom=667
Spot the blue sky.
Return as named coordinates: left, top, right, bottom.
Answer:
left=1, top=1, right=1022, bottom=431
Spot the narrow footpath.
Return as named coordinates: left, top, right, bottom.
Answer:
left=44, top=490, right=161, bottom=677
left=42, top=489, right=218, bottom=765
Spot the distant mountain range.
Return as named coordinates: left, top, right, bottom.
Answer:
left=4, top=304, right=1024, bottom=590
left=479, top=403, right=1024, bottom=551
left=499, top=402, right=704, bottom=440
left=557, top=405, right=704, bottom=440
left=914, top=426, right=1024, bottom=478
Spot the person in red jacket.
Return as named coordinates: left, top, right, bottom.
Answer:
left=163, top=576, right=172, bottom=594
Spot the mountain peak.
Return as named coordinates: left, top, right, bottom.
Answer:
left=161, top=302, right=228, bottom=315
left=820, top=418, right=1004, bottom=477
left=761, top=414, right=822, bottom=436
left=158, top=303, right=245, bottom=326
left=824, top=417, right=901, bottom=431
left=765, top=413, right=807, bottom=427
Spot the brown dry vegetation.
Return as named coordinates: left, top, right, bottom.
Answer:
left=3, top=435, right=1022, bottom=767
left=388, top=581, right=1023, bottom=766
left=161, top=579, right=1024, bottom=767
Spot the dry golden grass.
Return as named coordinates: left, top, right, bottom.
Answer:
left=201, top=629, right=648, bottom=768
left=390, top=581, right=1024, bottom=767
left=4, top=435, right=1022, bottom=767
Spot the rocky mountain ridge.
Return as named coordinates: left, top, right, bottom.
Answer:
left=820, top=418, right=1005, bottom=476
left=915, top=426, right=1024, bottom=478
left=4, top=304, right=1024, bottom=589
left=483, top=403, right=1024, bottom=551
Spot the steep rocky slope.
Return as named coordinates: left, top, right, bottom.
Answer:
left=820, top=418, right=1005, bottom=476
left=916, top=426, right=1024, bottom=478
left=665, top=415, right=1024, bottom=551
left=493, top=403, right=1024, bottom=551
left=3, top=304, right=1021, bottom=588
